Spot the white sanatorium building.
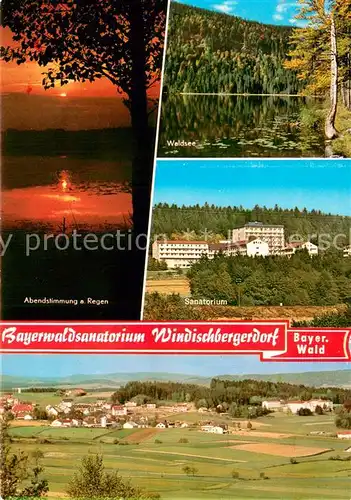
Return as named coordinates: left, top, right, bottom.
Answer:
left=152, top=223, right=319, bottom=269
left=152, top=238, right=269, bottom=269
left=262, top=399, right=333, bottom=413
left=231, top=222, right=285, bottom=255
left=152, top=240, right=209, bottom=269
left=280, top=241, right=319, bottom=257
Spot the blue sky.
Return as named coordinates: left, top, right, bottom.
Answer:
left=2, top=355, right=349, bottom=378
left=175, top=0, right=302, bottom=26
left=153, top=160, right=351, bottom=215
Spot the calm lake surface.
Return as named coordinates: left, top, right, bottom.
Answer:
left=2, top=156, right=132, bottom=232
left=158, top=95, right=325, bottom=158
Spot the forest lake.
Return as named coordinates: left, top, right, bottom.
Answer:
left=159, top=94, right=326, bottom=158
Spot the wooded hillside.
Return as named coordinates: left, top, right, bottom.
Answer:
left=164, top=2, right=302, bottom=94
left=152, top=203, right=351, bottom=242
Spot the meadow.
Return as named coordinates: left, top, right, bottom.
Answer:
left=9, top=413, right=350, bottom=500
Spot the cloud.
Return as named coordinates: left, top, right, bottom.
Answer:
left=273, top=0, right=299, bottom=23
left=212, top=1, right=238, bottom=15
left=289, top=17, right=306, bottom=27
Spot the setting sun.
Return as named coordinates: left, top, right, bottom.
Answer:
left=59, top=92, right=67, bottom=97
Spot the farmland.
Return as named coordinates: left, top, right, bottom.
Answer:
left=146, top=277, right=190, bottom=296
left=9, top=413, right=351, bottom=500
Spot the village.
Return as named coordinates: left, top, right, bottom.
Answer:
left=1, top=388, right=350, bottom=440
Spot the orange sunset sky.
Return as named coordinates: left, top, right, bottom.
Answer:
left=1, top=27, right=160, bottom=98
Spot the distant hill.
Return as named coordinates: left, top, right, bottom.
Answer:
left=0, top=372, right=210, bottom=390
left=2, top=93, right=131, bottom=131
left=164, top=2, right=301, bottom=94
left=1, top=369, right=349, bottom=390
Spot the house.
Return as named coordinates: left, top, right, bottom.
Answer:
left=232, top=222, right=285, bottom=255
left=181, top=423, right=189, bottom=428
left=152, top=240, right=209, bottom=269
left=1, top=394, right=19, bottom=406
left=343, top=245, right=351, bottom=258
left=123, top=421, right=138, bottom=429
left=46, top=405, right=59, bottom=417
left=201, top=425, right=224, bottom=434
left=309, top=399, right=333, bottom=412
left=175, top=404, right=189, bottom=413
left=51, top=419, right=63, bottom=427
left=61, top=398, right=73, bottom=407
left=208, top=238, right=270, bottom=259
left=280, top=241, right=318, bottom=257
left=74, top=404, right=91, bottom=416
left=23, top=414, right=33, bottom=421
left=337, top=431, right=351, bottom=439
left=59, top=399, right=73, bottom=411
left=72, top=388, right=86, bottom=397
left=83, top=417, right=96, bottom=427
left=125, top=401, right=137, bottom=408
left=262, top=400, right=283, bottom=411
left=156, top=422, right=167, bottom=429
left=111, top=405, right=127, bottom=417
left=51, top=418, right=72, bottom=427
left=246, top=238, right=270, bottom=257
left=61, top=419, right=73, bottom=427
left=286, top=401, right=311, bottom=414
left=11, top=403, right=33, bottom=418
left=146, top=403, right=156, bottom=410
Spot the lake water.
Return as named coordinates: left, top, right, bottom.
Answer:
left=158, top=95, right=325, bottom=158
left=2, top=156, right=132, bottom=232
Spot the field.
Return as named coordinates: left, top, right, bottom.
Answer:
left=9, top=413, right=351, bottom=500
left=146, top=277, right=190, bottom=296
left=145, top=276, right=345, bottom=322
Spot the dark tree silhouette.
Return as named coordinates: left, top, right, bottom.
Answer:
left=0, top=0, right=166, bottom=235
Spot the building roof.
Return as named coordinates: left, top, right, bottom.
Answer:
left=287, top=401, right=308, bottom=404
left=157, top=240, right=208, bottom=245
left=283, top=241, right=317, bottom=250
left=209, top=241, right=247, bottom=251
left=244, top=222, right=284, bottom=228
left=12, top=403, right=33, bottom=413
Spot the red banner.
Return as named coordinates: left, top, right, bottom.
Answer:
left=0, top=321, right=350, bottom=361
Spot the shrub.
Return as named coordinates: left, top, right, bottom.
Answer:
left=178, top=438, right=189, bottom=443
left=182, top=465, right=198, bottom=476
left=67, top=454, right=156, bottom=499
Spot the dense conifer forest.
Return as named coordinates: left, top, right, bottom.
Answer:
left=186, top=252, right=351, bottom=306
left=164, top=2, right=303, bottom=94
left=152, top=203, right=351, bottom=242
